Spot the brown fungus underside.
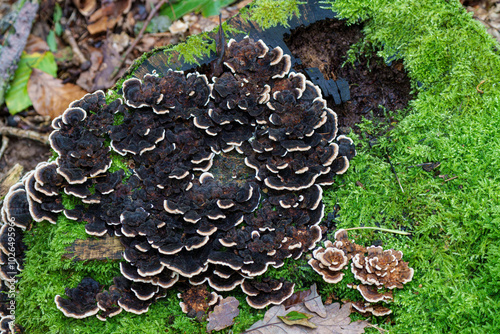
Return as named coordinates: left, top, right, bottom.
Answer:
left=0, top=38, right=355, bottom=319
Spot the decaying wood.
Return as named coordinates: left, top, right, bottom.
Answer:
left=62, top=235, right=124, bottom=261
left=0, top=0, right=39, bottom=105
left=0, top=125, right=50, bottom=145
left=130, top=0, right=335, bottom=78
left=0, top=136, right=9, bottom=161
left=65, top=0, right=335, bottom=261
left=0, top=163, right=23, bottom=200
left=62, top=29, right=88, bottom=65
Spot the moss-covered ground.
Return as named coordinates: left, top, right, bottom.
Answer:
left=14, top=0, right=500, bottom=332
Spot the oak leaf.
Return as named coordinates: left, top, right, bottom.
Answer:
left=304, top=284, right=327, bottom=318
left=246, top=302, right=368, bottom=334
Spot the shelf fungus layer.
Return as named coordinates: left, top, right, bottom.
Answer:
left=0, top=38, right=356, bottom=319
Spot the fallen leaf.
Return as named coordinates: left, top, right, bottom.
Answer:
left=76, top=47, right=103, bottom=91
left=278, top=311, right=317, bottom=329
left=246, top=302, right=368, bottom=334
left=25, top=35, right=50, bottom=53
left=72, top=0, right=97, bottom=16
left=87, top=16, right=119, bottom=35
left=28, top=68, right=88, bottom=119
left=5, top=52, right=57, bottom=114
left=304, top=284, right=327, bottom=318
left=283, top=288, right=312, bottom=309
left=76, top=42, right=122, bottom=91
left=207, top=297, right=240, bottom=332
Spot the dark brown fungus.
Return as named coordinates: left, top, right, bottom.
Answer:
left=54, top=278, right=101, bottom=319
left=0, top=37, right=358, bottom=316
left=0, top=315, right=14, bottom=334
left=1, top=182, right=32, bottom=229
left=112, top=276, right=155, bottom=315
left=96, top=286, right=122, bottom=321
left=241, top=278, right=295, bottom=309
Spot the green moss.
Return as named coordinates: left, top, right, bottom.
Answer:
left=245, top=0, right=304, bottom=29
left=321, top=0, right=500, bottom=332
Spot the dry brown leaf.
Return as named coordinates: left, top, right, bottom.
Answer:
left=87, top=16, right=119, bottom=35
left=73, top=0, right=97, bottom=16
left=207, top=297, right=240, bottom=332
left=283, top=288, right=312, bottom=309
left=76, top=42, right=122, bottom=91
left=246, top=302, right=368, bottom=334
left=304, top=284, right=327, bottom=318
left=28, top=68, right=88, bottom=119
left=25, top=35, right=50, bottom=53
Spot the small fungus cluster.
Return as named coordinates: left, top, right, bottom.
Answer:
left=309, top=229, right=414, bottom=316
left=0, top=37, right=356, bottom=319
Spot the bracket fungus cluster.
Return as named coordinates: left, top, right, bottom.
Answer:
left=309, top=229, right=414, bottom=316
left=0, top=37, right=356, bottom=319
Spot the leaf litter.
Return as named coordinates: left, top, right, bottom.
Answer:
left=245, top=284, right=369, bottom=334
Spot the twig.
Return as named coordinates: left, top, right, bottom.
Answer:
left=146, top=32, right=172, bottom=37
left=386, top=153, right=404, bottom=193
left=0, top=135, right=9, bottom=160
left=343, top=226, right=411, bottom=236
left=444, top=176, right=458, bottom=182
left=476, top=79, right=487, bottom=94
left=0, top=1, right=39, bottom=105
left=63, top=29, right=88, bottom=65
left=366, top=323, right=389, bottom=333
left=111, top=0, right=169, bottom=79
left=0, top=126, right=49, bottom=145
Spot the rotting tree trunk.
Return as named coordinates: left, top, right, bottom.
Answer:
left=58, top=0, right=339, bottom=262
left=0, top=0, right=39, bottom=106
left=131, top=0, right=335, bottom=78
left=62, top=0, right=337, bottom=262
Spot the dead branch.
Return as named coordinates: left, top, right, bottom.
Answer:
left=0, top=1, right=39, bottom=105
left=0, top=135, right=9, bottom=160
left=0, top=125, right=49, bottom=145
left=63, top=29, right=88, bottom=65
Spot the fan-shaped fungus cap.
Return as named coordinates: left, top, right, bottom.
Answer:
left=351, top=246, right=414, bottom=289
left=333, top=229, right=367, bottom=261
left=1, top=183, right=32, bottom=229
left=352, top=301, right=392, bottom=317
left=96, top=286, right=122, bottom=321
left=241, top=278, right=295, bottom=309
left=0, top=315, right=14, bottom=334
left=356, top=284, right=393, bottom=303
left=308, top=241, right=348, bottom=284
left=54, top=278, right=101, bottom=319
